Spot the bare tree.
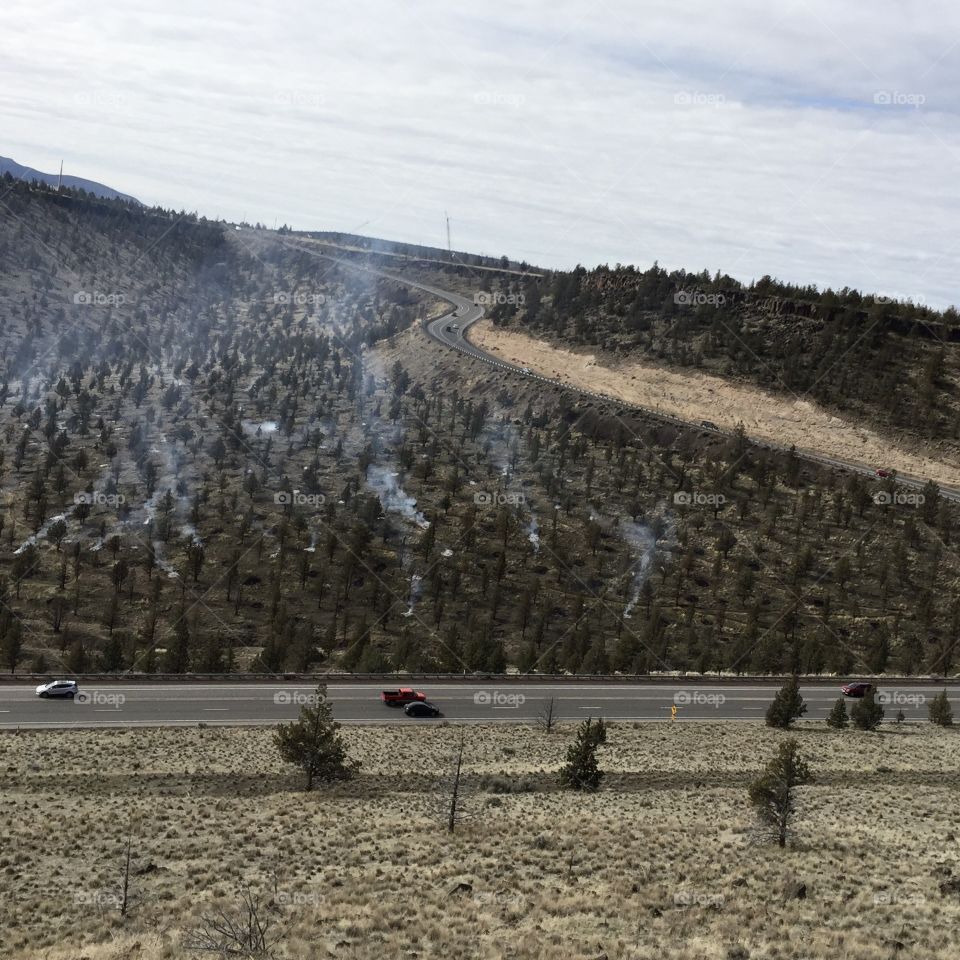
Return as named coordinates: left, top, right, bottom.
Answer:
left=536, top=695, right=557, bottom=733
left=431, top=729, right=475, bottom=833
left=185, top=887, right=282, bottom=958
left=120, top=836, right=132, bottom=919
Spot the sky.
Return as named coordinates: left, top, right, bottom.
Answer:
left=2, top=0, right=959, bottom=307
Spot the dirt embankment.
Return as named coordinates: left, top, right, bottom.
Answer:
left=470, top=320, right=960, bottom=489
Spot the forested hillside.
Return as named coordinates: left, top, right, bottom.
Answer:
left=0, top=185, right=958, bottom=677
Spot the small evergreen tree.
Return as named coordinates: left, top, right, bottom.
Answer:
left=928, top=689, right=954, bottom=727
left=826, top=697, right=848, bottom=729
left=765, top=676, right=807, bottom=728
left=850, top=689, right=884, bottom=731
left=559, top=717, right=603, bottom=792
left=586, top=716, right=608, bottom=747
left=274, top=684, right=356, bottom=790
left=748, top=738, right=812, bottom=848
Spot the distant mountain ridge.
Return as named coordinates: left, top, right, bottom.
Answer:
left=0, top=156, right=140, bottom=204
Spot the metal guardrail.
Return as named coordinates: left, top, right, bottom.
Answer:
left=3, top=673, right=959, bottom=685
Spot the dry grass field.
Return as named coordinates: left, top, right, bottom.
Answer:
left=469, top=319, right=960, bottom=489
left=3, top=721, right=960, bottom=960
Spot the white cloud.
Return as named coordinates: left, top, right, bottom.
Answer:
left=2, top=0, right=959, bottom=305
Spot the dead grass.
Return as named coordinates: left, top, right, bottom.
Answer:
left=3, top=722, right=960, bottom=959
left=470, top=319, right=960, bottom=488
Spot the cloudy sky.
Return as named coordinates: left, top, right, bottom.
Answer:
left=3, top=1, right=959, bottom=306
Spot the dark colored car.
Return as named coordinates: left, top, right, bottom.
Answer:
left=841, top=682, right=874, bottom=697
left=876, top=469, right=891, bottom=478
left=404, top=700, right=441, bottom=718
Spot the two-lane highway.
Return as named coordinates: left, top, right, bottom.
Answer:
left=317, top=243, right=960, bottom=502
left=0, top=682, right=946, bottom=729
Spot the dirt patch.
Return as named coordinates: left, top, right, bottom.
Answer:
left=471, top=320, right=960, bottom=488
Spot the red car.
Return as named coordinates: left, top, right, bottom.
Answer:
left=841, top=682, right=874, bottom=698
left=876, top=469, right=891, bottom=479
left=381, top=687, right=427, bottom=706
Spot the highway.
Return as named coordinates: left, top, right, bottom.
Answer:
left=284, top=236, right=960, bottom=500
left=345, top=249, right=960, bottom=503
left=0, top=681, right=947, bottom=729
left=423, top=299, right=960, bottom=502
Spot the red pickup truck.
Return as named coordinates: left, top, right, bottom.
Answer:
left=381, top=687, right=427, bottom=706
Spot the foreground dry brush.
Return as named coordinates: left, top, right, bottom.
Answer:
left=3, top=721, right=960, bottom=959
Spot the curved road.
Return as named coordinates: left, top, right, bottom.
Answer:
left=0, top=681, right=947, bottom=729
left=382, top=258, right=960, bottom=503
left=289, top=238, right=960, bottom=500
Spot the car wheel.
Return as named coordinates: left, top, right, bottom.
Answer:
left=39, top=692, right=47, bottom=698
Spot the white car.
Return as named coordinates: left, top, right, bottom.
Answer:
left=36, top=680, right=78, bottom=699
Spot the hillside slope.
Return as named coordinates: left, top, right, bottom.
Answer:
left=488, top=264, right=960, bottom=462
left=0, top=188, right=959, bottom=678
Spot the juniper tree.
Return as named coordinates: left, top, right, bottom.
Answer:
left=274, top=684, right=356, bottom=790
left=826, top=697, right=848, bottom=729
left=559, top=717, right=603, bottom=792
left=0, top=615, right=23, bottom=673
left=748, top=738, right=812, bottom=848
left=850, top=689, right=884, bottom=731
left=928, top=689, right=953, bottom=727
left=765, top=675, right=807, bottom=729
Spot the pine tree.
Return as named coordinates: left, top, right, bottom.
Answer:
left=98, top=633, right=125, bottom=672
left=587, top=716, right=608, bottom=747
left=66, top=638, right=87, bottom=673
left=559, top=717, right=603, bottom=792
left=826, top=697, right=848, bottom=729
left=163, top=616, right=191, bottom=673
left=928, top=689, right=954, bottom=727
left=274, top=684, right=356, bottom=790
left=1, top=619, right=23, bottom=674
left=765, top=676, right=807, bottom=728
left=748, top=738, right=812, bottom=847
left=851, top=689, right=884, bottom=730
